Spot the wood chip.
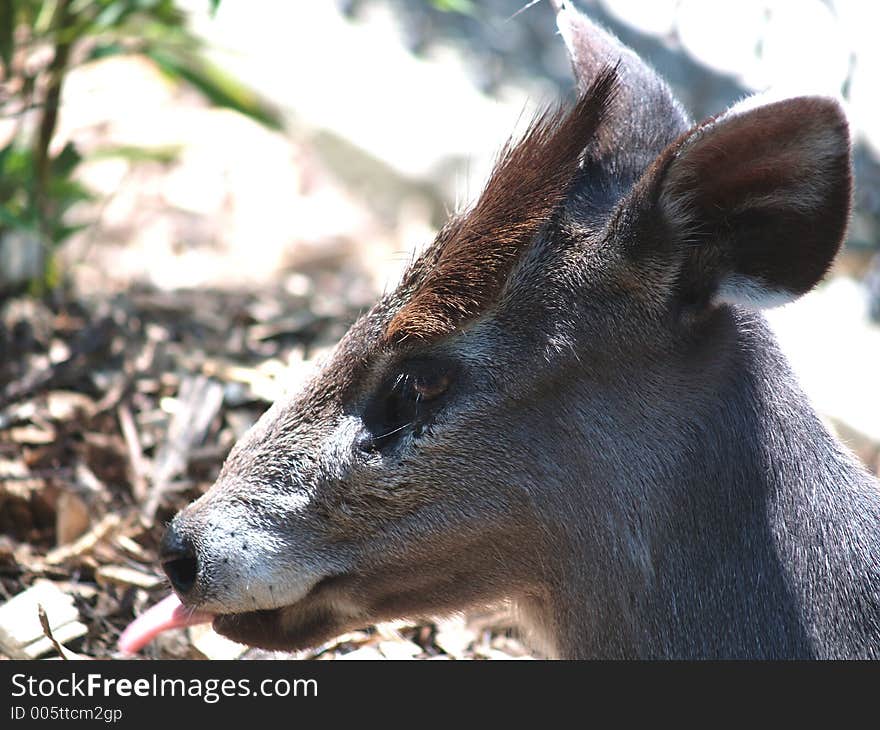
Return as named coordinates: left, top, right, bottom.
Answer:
left=0, top=580, right=87, bottom=659
left=114, top=534, right=152, bottom=562
left=44, top=513, right=120, bottom=566
left=7, top=424, right=56, bottom=444
left=490, top=634, right=535, bottom=658
left=472, top=646, right=533, bottom=660
left=95, top=565, right=164, bottom=590
left=378, top=640, right=422, bottom=660
left=53, top=582, right=98, bottom=601
left=46, top=391, right=96, bottom=421
left=117, top=403, right=150, bottom=502
left=73, top=461, right=106, bottom=497
left=336, top=646, right=385, bottom=660
left=0, top=458, right=45, bottom=498
left=188, top=624, right=247, bottom=660
left=374, top=622, right=404, bottom=642
left=433, top=616, right=476, bottom=659
left=55, top=491, right=91, bottom=546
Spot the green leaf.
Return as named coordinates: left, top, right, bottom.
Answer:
left=48, top=220, right=88, bottom=243
left=0, top=204, right=35, bottom=230
left=2, top=0, right=275, bottom=296
left=50, top=141, right=82, bottom=178
left=46, top=176, right=93, bottom=208
left=0, top=141, right=18, bottom=176
left=94, top=0, right=130, bottom=29
left=1, top=144, right=35, bottom=182
left=85, top=40, right=130, bottom=61
left=429, top=0, right=476, bottom=15
left=41, top=252, right=62, bottom=293
left=90, top=143, right=181, bottom=164
left=146, top=47, right=283, bottom=130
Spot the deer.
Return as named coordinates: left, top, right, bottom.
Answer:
left=119, top=0, right=880, bottom=659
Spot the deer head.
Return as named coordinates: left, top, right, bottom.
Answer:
left=149, top=1, right=853, bottom=657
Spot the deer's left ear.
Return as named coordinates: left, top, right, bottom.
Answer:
left=637, top=96, right=852, bottom=310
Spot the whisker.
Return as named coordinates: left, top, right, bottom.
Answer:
left=507, top=0, right=543, bottom=22
left=374, top=421, right=413, bottom=441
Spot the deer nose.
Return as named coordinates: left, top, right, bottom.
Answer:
left=159, top=524, right=199, bottom=596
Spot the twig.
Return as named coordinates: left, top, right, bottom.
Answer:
left=37, top=603, right=69, bottom=660
left=142, top=375, right=224, bottom=523
left=0, top=466, right=73, bottom=482
left=118, top=403, right=150, bottom=502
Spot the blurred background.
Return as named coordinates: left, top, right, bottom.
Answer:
left=0, top=0, right=877, bottom=660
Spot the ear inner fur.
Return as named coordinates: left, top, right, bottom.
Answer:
left=660, top=97, right=852, bottom=304
left=384, top=66, right=619, bottom=346
left=616, top=97, right=853, bottom=312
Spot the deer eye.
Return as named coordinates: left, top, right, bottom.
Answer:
left=360, top=358, right=455, bottom=452
left=384, top=363, right=450, bottom=425
left=400, top=370, right=450, bottom=402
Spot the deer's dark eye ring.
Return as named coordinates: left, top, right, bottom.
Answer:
left=360, top=357, right=457, bottom=452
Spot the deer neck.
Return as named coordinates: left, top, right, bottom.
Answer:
left=523, top=310, right=880, bottom=659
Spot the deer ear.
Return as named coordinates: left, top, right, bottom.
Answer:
left=552, top=0, right=689, bottom=159
left=652, top=96, right=852, bottom=310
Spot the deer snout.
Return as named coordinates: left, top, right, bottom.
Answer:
left=155, top=492, right=345, bottom=617
left=159, top=521, right=199, bottom=597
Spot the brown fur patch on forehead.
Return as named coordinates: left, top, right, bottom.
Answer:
left=384, top=65, right=619, bottom=346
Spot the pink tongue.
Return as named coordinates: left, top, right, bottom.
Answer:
left=118, top=593, right=214, bottom=655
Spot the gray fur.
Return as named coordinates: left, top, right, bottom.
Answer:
left=162, top=1, right=880, bottom=658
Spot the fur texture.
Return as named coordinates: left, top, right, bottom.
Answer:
left=160, top=1, right=880, bottom=659
left=384, top=67, right=618, bottom=345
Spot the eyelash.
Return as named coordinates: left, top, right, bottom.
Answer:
left=384, top=374, right=427, bottom=427
left=391, top=371, right=449, bottom=403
